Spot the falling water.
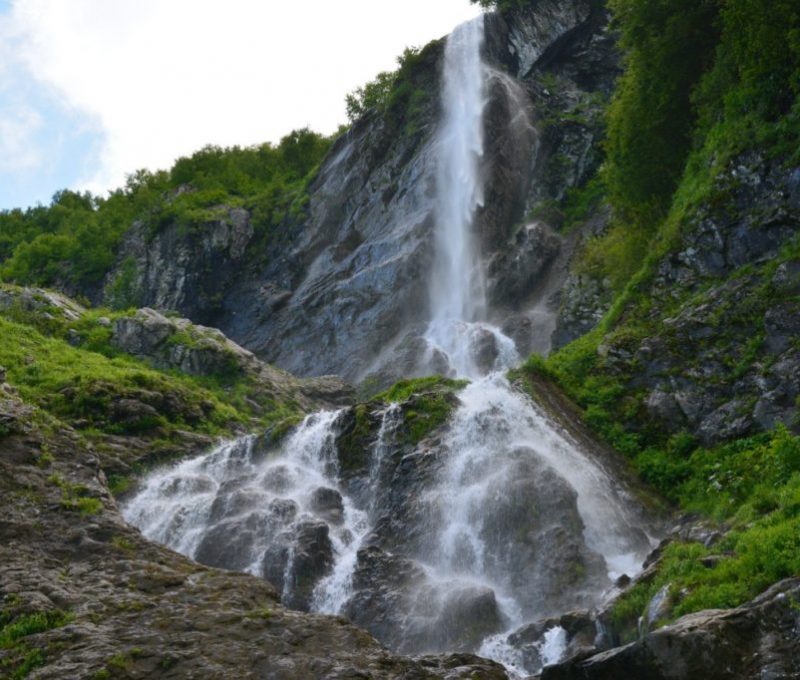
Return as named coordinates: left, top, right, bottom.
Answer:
left=125, top=15, right=660, bottom=677
left=312, top=402, right=402, bottom=613
left=123, top=411, right=367, bottom=609
left=429, top=16, right=486, bottom=327
left=423, top=16, right=518, bottom=379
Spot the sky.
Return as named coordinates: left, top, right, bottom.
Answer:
left=0, top=0, right=481, bottom=210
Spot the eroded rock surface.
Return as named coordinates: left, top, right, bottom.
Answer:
left=0, top=393, right=508, bottom=679
left=90, top=1, right=617, bottom=385
left=542, top=578, right=800, bottom=680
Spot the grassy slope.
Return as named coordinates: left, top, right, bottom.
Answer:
left=0, top=290, right=304, bottom=494
left=511, top=0, right=800, bottom=636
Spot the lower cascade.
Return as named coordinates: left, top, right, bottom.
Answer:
left=124, top=373, right=657, bottom=674
left=124, top=15, right=659, bottom=676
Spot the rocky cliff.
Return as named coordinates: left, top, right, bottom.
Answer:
left=2, top=0, right=800, bottom=678
left=0, top=388, right=509, bottom=679
left=97, top=0, right=615, bottom=387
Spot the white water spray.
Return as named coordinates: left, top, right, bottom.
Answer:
left=423, top=16, right=518, bottom=379
left=125, top=15, right=660, bottom=677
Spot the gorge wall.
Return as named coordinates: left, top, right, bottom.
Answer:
left=1, top=0, right=800, bottom=678
left=97, top=0, right=616, bottom=387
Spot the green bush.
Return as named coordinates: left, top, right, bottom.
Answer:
left=0, top=129, right=334, bottom=293
left=604, top=0, right=720, bottom=224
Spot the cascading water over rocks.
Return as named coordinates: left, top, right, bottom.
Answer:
left=125, top=16, right=658, bottom=676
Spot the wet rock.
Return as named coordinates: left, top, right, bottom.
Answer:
left=506, top=611, right=597, bottom=674
left=501, top=314, right=534, bottom=355
left=346, top=546, right=503, bottom=656
left=478, top=448, right=611, bottom=615
left=486, top=222, right=561, bottom=306
left=435, top=586, right=504, bottom=652
left=472, top=327, right=500, bottom=374
left=543, top=578, right=800, bottom=680
left=358, top=330, right=443, bottom=393
left=194, top=512, right=267, bottom=572
left=309, top=486, right=345, bottom=525
left=641, top=584, right=672, bottom=634
left=286, top=519, right=334, bottom=610
left=345, top=546, right=428, bottom=646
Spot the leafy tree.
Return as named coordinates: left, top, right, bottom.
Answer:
left=345, top=47, right=422, bottom=122
left=604, top=0, right=720, bottom=224
left=0, top=129, right=333, bottom=293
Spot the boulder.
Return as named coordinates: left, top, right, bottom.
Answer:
left=285, top=519, right=335, bottom=610
left=543, top=578, right=800, bottom=680
left=309, top=486, right=345, bottom=525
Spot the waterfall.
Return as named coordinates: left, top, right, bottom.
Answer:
left=123, top=411, right=368, bottom=609
left=423, top=16, right=519, bottom=380
left=124, top=16, right=660, bottom=677
left=312, top=402, right=402, bottom=613
left=429, top=16, right=487, bottom=328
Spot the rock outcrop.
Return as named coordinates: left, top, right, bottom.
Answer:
left=93, top=1, right=617, bottom=386
left=110, top=307, right=355, bottom=410
left=0, top=392, right=510, bottom=679
left=542, top=578, right=800, bottom=680
left=567, top=153, right=800, bottom=446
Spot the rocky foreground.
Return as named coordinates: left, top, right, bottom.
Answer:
left=0, top=388, right=511, bottom=679
left=2, top=354, right=799, bottom=678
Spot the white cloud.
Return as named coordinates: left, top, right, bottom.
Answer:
left=0, top=106, right=43, bottom=171
left=0, top=9, right=41, bottom=172
left=6, top=0, right=481, bottom=195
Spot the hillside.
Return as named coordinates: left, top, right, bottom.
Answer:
left=1, top=0, right=799, bottom=678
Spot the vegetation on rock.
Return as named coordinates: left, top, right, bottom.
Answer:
left=521, top=0, right=800, bottom=640
left=0, top=129, right=332, bottom=297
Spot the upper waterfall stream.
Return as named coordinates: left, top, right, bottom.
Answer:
left=124, top=16, right=658, bottom=677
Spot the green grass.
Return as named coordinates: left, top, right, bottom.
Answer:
left=0, top=315, right=242, bottom=434
left=375, top=376, right=468, bottom=402
left=402, top=393, right=459, bottom=445
left=0, top=610, right=75, bottom=679
left=612, top=477, right=800, bottom=635
left=0, top=611, right=74, bottom=648
left=337, top=404, right=373, bottom=473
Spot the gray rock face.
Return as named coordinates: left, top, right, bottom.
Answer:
left=0, top=392, right=510, bottom=679
left=110, top=307, right=355, bottom=410
left=542, top=578, right=800, bottom=680
left=112, top=307, right=258, bottom=377
left=574, top=153, right=800, bottom=446
left=93, top=1, right=617, bottom=382
left=104, top=206, right=254, bottom=320
left=490, top=0, right=594, bottom=79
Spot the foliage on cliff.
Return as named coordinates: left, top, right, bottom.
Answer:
left=0, top=129, right=332, bottom=292
left=0, top=285, right=313, bottom=492
left=605, top=0, right=799, bottom=224
left=345, top=40, right=441, bottom=137
left=530, top=0, right=800, bottom=633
